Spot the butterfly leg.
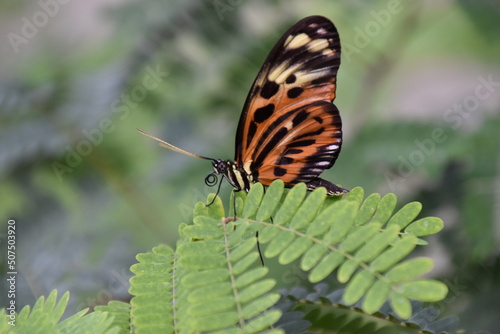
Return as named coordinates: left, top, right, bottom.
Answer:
left=306, top=177, right=349, bottom=196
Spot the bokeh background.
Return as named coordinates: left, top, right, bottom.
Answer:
left=1, top=0, right=499, bottom=331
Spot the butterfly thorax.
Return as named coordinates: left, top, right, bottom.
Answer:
left=212, top=159, right=253, bottom=192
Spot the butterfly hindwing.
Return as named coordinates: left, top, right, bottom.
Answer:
left=255, top=101, right=342, bottom=184
left=234, top=16, right=344, bottom=192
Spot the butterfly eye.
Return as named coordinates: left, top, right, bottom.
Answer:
left=204, top=172, right=219, bottom=187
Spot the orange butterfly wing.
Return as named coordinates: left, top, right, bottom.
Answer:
left=234, top=16, right=345, bottom=192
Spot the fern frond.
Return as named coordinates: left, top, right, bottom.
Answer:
left=281, top=285, right=458, bottom=334
left=57, top=310, right=120, bottom=334
left=94, top=301, right=130, bottom=333
left=129, top=244, right=175, bottom=333
left=236, top=180, right=447, bottom=319
left=175, top=194, right=282, bottom=333
left=3, top=180, right=450, bottom=333
left=0, top=290, right=119, bottom=334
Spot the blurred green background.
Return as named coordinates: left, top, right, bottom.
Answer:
left=0, top=0, right=499, bottom=331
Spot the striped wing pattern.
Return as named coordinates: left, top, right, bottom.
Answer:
left=235, top=16, right=343, bottom=189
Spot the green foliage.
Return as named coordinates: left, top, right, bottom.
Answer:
left=280, top=284, right=458, bottom=334
left=1, top=181, right=453, bottom=333
left=0, top=290, right=119, bottom=334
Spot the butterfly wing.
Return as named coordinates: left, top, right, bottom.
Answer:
left=235, top=16, right=345, bottom=193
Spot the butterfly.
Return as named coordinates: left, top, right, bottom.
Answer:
left=138, top=15, right=348, bottom=198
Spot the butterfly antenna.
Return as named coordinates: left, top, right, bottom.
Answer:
left=137, top=128, right=214, bottom=161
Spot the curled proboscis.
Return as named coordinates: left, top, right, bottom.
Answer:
left=205, top=172, right=218, bottom=187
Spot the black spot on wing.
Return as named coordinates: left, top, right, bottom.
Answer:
left=295, top=127, right=325, bottom=140
left=288, top=139, right=316, bottom=148
left=311, top=76, right=333, bottom=86
left=260, top=81, right=279, bottom=99
left=252, top=125, right=290, bottom=170
left=254, top=104, right=275, bottom=123
left=286, top=74, right=296, bottom=84
left=287, top=87, right=304, bottom=99
left=286, top=148, right=303, bottom=155
left=292, top=110, right=309, bottom=126
left=274, top=167, right=287, bottom=176
left=276, top=156, right=294, bottom=165
left=247, top=121, right=257, bottom=144
left=314, top=116, right=323, bottom=124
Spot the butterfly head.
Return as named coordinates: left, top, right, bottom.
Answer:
left=205, top=159, right=250, bottom=193
left=210, top=159, right=229, bottom=175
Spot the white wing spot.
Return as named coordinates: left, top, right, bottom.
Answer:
left=284, top=35, right=293, bottom=47
left=286, top=33, right=311, bottom=49
left=308, top=39, right=329, bottom=52
left=268, top=62, right=289, bottom=82
left=294, top=69, right=331, bottom=85
left=322, top=48, right=335, bottom=56
left=317, top=27, right=327, bottom=34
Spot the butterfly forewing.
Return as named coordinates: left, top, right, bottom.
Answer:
left=235, top=16, right=343, bottom=188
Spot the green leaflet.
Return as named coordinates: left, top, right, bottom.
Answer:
left=243, top=182, right=264, bottom=218
left=244, top=310, right=283, bottom=333
left=264, top=230, right=295, bottom=258
left=343, top=186, right=364, bottom=205
left=273, top=182, right=307, bottom=225
left=179, top=254, right=227, bottom=270
left=187, top=296, right=236, bottom=317
left=279, top=237, right=313, bottom=264
left=301, top=244, right=328, bottom=271
left=232, top=251, right=260, bottom=276
left=387, top=201, right=422, bottom=230
left=235, top=267, right=269, bottom=289
left=354, top=224, right=400, bottom=262
left=238, top=279, right=276, bottom=304
left=321, top=201, right=358, bottom=244
left=370, top=235, right=417, bottom=272
left=230, top=190, right=247, bottom=217
left=177, top=239, right=223, bottom=256
left=258, top=225, right=280, bottom=244
left=183, top=225, right=224, bottom=240
left=385, top=258, right=434, bottom=283
left=256, top=179, right=285, bottom=221
left=362, top=280, right=391, bottom=314
left=339, top=223, right=381, bottom=253
left=309, top=252, right=344, bottom=283
left=371, top=193, right=397, bottom=225
left=229, top=237, right=257, bottom=262
left=181, top=269, right=229, bottom=288
left=390, top=293, right=412, bottom=319
left=354, top=192, right=381, bottom=226
left=405, top=217, right=444, bottom=236
left=193, top=200, right=209, bottom=219
left=193, top=215, right=222, bottom=226
left=399, top=280, right=448, bottom=301
left=194, top=312, right=239, bottom=331
left=289, top=187, right=327, bottom=228
left=344, top=270, right=375, bottom=305
left=337, top=258, right=359, bottom=283
left=226, top=221, right=250, bottom=248
left=241, top=293, right=280, bottom=319
left=206, top=193, right=226, bottom=219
